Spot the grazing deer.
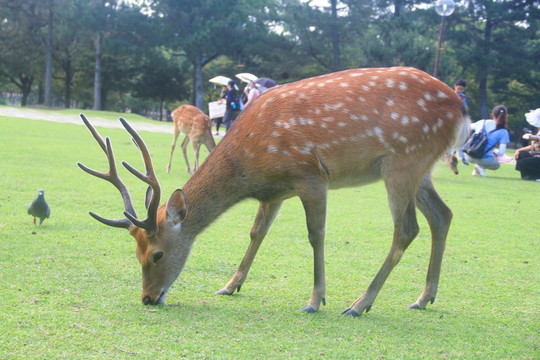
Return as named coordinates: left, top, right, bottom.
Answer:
left=78, top=67, right=470, bottom=316
left=443, top=152, right=459, bottom=174
left=166, top=105, right=216, bottom=175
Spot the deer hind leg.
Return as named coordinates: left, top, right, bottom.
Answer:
left=343, top=174, right=420, bottom=316
left=409, top=174, right=452, bottom=310
left=180, top=136, right=192, bottom=175
left=298, top=185, right=328, bottom=313
left=166, top=131, right=180, bottom=173
left=216, top=201, right=283, bottom=295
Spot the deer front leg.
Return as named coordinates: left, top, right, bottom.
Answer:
left=409, top=175, right=452, bottom=309
left=180, top=136, right=192, bottom=175
left=216, top=201, right=283, bottom=295
left=298, top=189, right=328, bottom=313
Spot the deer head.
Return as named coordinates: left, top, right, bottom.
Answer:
left=77, top=115, right=191, bottom=305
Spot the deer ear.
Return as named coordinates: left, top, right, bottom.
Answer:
left=166, top=189, right=187, bottom=224
left=145, top=186, right=153, bottom=210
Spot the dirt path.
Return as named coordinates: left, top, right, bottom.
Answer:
left=0, top=106, right=173, bottom=134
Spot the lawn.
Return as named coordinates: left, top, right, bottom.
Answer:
left=0, top=110, right=538, bottom=359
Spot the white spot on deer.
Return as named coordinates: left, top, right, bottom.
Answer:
left=337, top=121, right=347, bottom=127
left=358, top=96, right=366, bottom=102
left=437, top=118, right=444, bottom=128
left=446, top=112, right=455, bottom=119
left=392, top=132, right=399, bottom=139
left=283, top=150, right=291, bottom=156
left=412, top=116, right=420, bottom=123
left=361, top=85, right=369, bottom=91
left=391, top=112, right=400, bottom=120
left=324, top=103, right=344, bottom=111
left=339, top=82, right=349, bottom=87
left=262, top=97, right=275, bottom=108
left=267, top=145, right=278, bottom=154
left=373, top=126, right=384, bottom=142
left=398, top=82, right=408, bottom=91
left=424, top=92, right=433, bottom=101
left=271, top=131, right=280, bottom=137
left=398, top=136, right=408, bottom=143
left=401, top=116, right=410, bottom=125
left=373, top=109, right=380, bottom=115
left=436, top=90, right=449, bottom=99
left=288, top=118, right=298, bottom=126
left=386, top=99, right=395, bottom=106
left=417, top=98, right=426, bottom=108
left=322, top=116, right=334, bottom=122
left=368, top=81, right=376, bottom=87
left=399, top=71, right=408, bottom=76
left=386, top=79, right=395, bottom=88
left=274, top=121, right=290, bottom=129
left=317, top=83, right=325, bottom=88
left=350, top=73, right=363, bottom=77
left=371, top=75, right=380, bottom=80
left=422, top=124, right=430, bottom=133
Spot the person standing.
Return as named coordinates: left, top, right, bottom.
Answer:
left=466, top=105, right=511, bottom=177
left=219, top=80, right=240, bottom=132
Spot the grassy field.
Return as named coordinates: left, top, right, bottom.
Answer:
left=0, top=110, right=538, bottom=359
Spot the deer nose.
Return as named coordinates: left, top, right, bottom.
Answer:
left=142, top=295, right=153, bottom=305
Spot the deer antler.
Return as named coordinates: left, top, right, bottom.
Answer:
left=118, top=117, right=161, bottom=235
left=77, top=115, right=161, bottom=235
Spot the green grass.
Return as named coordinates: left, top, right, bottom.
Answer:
left=0, top=111, right=538, bottom=359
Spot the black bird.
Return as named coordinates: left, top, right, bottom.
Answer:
left=27, top=189, right=50, bottom=225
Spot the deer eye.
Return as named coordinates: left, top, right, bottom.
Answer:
left=152, top=251, right=164, bottom=264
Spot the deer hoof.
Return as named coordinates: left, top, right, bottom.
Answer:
left=341, top=308, right=361, bottom=317
left=215, top=288, right=233, bottom=295
left=408, top=303, right=426, bottom=310
left=299, top=305, right=318, bottom=313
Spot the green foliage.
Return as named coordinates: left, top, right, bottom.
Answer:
left=0, top=111, right=538, bottom=359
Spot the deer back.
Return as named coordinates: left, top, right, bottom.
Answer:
left=213, top=67, right=467, bottom=192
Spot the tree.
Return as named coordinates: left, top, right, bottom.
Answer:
left=149, top=0, right=248, bottom=110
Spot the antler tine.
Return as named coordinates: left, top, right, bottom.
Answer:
left=119, top=117, right=161, bottom=235
left=77, top=114, right=137, bottom=229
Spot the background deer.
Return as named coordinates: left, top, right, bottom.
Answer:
left=78, top=67, right=470, bottom=316
left=166, top=104, right=216, bottom=175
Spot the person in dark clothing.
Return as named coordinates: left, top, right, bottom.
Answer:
left=219, top=80, right=240, bottom=132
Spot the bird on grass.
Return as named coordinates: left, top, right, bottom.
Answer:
left=27, top=189, right=50, bottom=225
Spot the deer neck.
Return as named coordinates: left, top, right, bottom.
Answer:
left=179, top=150, right=247, bottom=237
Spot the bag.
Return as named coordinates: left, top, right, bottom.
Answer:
left=462, top=120, right=497, bottom=159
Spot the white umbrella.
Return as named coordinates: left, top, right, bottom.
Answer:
left=236, top=73, right=258, bottom=83
left=209, top=76, right=231, bottom=87
left=525, top=108, right=540, bottom=128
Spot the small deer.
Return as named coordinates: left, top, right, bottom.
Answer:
left=166, top=105, right=216, bottom=175
left=78, top=67, right=470, bottom=316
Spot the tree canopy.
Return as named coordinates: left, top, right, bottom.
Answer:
left=0, top=0, right=538, bottom=133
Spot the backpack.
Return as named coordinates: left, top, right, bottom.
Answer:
left=462, top=120, right=498, bottom=159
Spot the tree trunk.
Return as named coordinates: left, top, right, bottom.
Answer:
left=20, top=75, right=33, bottom=107
left=94, top=31, right=103, bottom=110
left=64, top=59, right=73, bottom=108
left=330, top=0, right=341, bottom=71
left=478, top=11, right=492, bottom=119
left=193, top=52, right=204, bottom=110
left=44, top=0, right=54, bottom=107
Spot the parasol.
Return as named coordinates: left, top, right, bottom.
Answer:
left=254, top=77, right=278, bottom=93
left=236, top=73, right=258, bottom=83
left=209, top=76, right=232, bottom=87
left=525, top=108, right=540, bottom=128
